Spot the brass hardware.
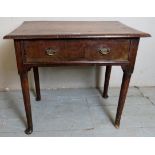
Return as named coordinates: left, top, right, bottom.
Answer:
left=98, top=48, right=110, bottom=55
left=45, top=48, right=57, bottom=56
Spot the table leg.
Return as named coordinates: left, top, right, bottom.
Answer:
left=33, top=67, right=41, bottom=101
left=103, top=65, right=112, bottom=98
left=20, top=72, right=33, bottom=134
left=115, top=70, right=132, bottom=128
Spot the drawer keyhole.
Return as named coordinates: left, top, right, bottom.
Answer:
left=45, top=48, right=57, bottom=56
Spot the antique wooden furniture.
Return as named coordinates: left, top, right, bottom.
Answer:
left=4, top=21, right=150, bottom=134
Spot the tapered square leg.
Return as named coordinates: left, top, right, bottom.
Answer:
left=115, top=71, right=132, bottom=128
left=103, top=65, right=112, bottom=98
left=20, top=72, right=33, bottom=134
left=33, top=67, right=41, bottom=101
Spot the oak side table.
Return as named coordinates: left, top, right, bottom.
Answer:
left=4, top=21, right=150, bottom=134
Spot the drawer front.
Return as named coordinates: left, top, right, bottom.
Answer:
left=85, top=39, right=130, bottom=61
left=23, top=40, right=85, bottom=63
left=23, top=39, right=130, bottom=64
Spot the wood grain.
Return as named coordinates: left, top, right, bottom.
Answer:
left=22, top=39, right=130, bottom=64
left=3, top=21, right=150, bottom=134
left=4, top=21, right=150, bottom=39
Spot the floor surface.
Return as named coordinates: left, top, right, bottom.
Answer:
left=0, top=87, right=155, bottom=137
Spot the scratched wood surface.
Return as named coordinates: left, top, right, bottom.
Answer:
left=4, top=21, right=150, bottom=39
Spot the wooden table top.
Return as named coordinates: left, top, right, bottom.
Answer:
left=4, top=21, right=150, bottom=39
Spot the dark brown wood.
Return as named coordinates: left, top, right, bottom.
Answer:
left=85, top=39, right=129, bottom=61
left=3, top=21, right=150, bottom=134
left=103, top=66, right=112, bottom=98
left=115, top=71, right=131, bottom=128
left=115, top=39, right=140, bottom=128
left=33, top=67, right=41, bottom=101
left=14, top=40, right=33, bottom=134
left=4, top=21, right=150, bottom=39
left=22, top=39, right=130, bottom=64
left=20, top=72, right=33, bottom=134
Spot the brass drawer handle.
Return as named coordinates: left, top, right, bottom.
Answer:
left=45, top=48, right=57, bottom=56
left=98, top=48, right=111, bottom=55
